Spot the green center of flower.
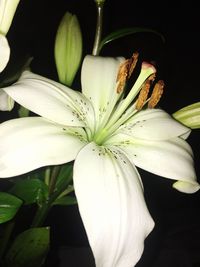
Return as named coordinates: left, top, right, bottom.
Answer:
left=90, top=55, right=164, bottom=146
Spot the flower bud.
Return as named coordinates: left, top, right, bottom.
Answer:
left=0, top=0, right=20, bottom=73
left=0, top=34, right=10, bottom=72
left=54, top=12, right=82, bottom=86
left=0, top=0, right=20, bottom=35
left=173, top=102, right=200, bottom=129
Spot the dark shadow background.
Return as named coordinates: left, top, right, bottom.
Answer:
left=0, top=0, right=200, bottom=266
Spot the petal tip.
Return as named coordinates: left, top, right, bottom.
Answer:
left=173, top=180, right=200, bottom=194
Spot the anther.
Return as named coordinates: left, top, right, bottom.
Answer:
left=128, top=52, right=139, bottom=78
left=116, top=59, right=129, bottom=93
left=116, top=52, right=139, bottom=94
left=136, top=80, right=151, bottom=110
left=136, top=74, right=156, bottom=110
left=148, top=80, right=164, bottom=108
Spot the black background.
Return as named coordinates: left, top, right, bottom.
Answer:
left=1, top=0, right=200, bottom=266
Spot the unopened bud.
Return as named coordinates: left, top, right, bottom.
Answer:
left=0, top=0, right=20, bottom=35
left=173, top=102, right=200, bottom=129
left=0, top=0, right=20, bottom=72
left=0, top=34, right=10, bottom=72
left=54, top=12, right=82, bottom=86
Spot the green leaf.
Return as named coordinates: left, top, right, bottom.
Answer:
left=0, top=192, right=22, bottom=223
left=9, top=179, right=48, bottom=206
left=5, top=227, right=50, bottom=267
left=53, top=195, right=77, bottom=206
left=98, top=27, right=165, bottom=54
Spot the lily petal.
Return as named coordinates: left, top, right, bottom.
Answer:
left=107, top=133, right=198, bottom=189
left=3, top=71, right=95, bottom=128
left=0, top=117, right=85, bottom=177
left=0, top=90, right=14, bottom=111
left=118, top=108, right=190, bottom=140
left=73, top=142, right=154, bottom=267
left=0, top=34, right=10, bottom=72
left=81, top=55, right=124, bottom=126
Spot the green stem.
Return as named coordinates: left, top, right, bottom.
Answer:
left=44, top=167, right=51, bottom=186
left=31, top=165, right=73, bottom=228
left=48, top=165, right=61, bottom=195
left=30, top=201, right=50, bottom=228
left=92, top=1, right=104, bottom=56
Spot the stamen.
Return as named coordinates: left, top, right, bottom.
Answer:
left=116, top=52, right=139, bottom=94
left=135, top=73, right=156, bottom=110
left=148, top=80, right=164, bottom=108
left=136, top=80, right=151, bottom=110
left=116, top=59, right=129, bottom=94
left=128, top=52, right=139, bottom=78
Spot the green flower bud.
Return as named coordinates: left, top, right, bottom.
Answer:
left=54, top=12, right=82, bottom=87
left=173, top=102, right=200, bottom=129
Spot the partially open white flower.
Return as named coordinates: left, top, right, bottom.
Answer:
left=0, top=0, right=20, bottom=35
left=0, top=0, right=20, bottom=72
left=0, top=54, right=199, bottom=267
left=0, top=34, right=10, bottom=72
left=0, top=0, right=21, bottom=110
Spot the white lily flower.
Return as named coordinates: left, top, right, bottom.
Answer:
left=0, top=55, right=199, bottom=267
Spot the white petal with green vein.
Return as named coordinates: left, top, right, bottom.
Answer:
left=74, top=142, right=154, bottom=267
left=115, top=135, right=197, bottom=188
left=4, top=71, right=95, bottom=127
left=81, top=55, right=124, bottom=125
left=118, top=108, right=190, bottom=140
left=0, top=117, right=85, bottom=177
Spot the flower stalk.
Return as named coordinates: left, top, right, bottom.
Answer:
left=48, top=165, right=61, bottom=195
left=92, top=1, right=105, bottom=56
left=31, top=166, right=73, bottom=227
